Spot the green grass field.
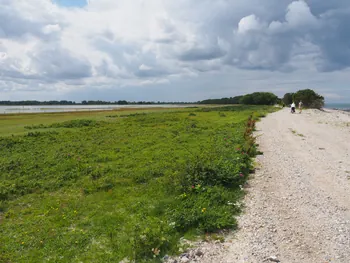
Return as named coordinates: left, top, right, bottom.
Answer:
left=0, top=106, right=275, bottom=262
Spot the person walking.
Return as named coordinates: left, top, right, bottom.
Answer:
left=299, top=101, right=303, bottom=113
left=291, top=102, right=296, bottom=113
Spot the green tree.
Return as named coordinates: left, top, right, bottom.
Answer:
left=293, top=89, right=324, bottom=109
left=239, top=92, right=278, bottom=105
left=282, top=93, right=294, bottom=105
left=117, top=100, right=128, bottom=105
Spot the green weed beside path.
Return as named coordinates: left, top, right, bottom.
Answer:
left=0, top=106, right=275, bottom=262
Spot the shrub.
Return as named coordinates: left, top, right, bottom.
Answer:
left=282, top=93, right=294, bottom=105
left=293, top=89, right=324, bottom=109
left=128, top=218, right=176, bottom=261
left=50, top=119, right=102, bottom=128
left=25, top=119, right=103, bottom=129
left=168, top=186, right=240, bottom=232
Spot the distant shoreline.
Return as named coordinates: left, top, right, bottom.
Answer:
left=324, top=107, right=350, bottom=112
left=324, top=103, right=350, bottom=111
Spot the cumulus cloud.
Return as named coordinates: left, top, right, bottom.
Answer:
left=0, top=0, right=350, bottom=101
left=222, top=1, right=319, bottom=70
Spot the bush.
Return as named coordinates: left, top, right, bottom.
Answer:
left=309, top=99, right=324, bottom=109
left=168, top=186, right=240, bottom=232
left=282, top=93, right=294, bottom=105
left=293, top=89, right=324, bottom=109
left=25, top=119, right=103, bottom=129
left=51, top=119, right=102, bottom=128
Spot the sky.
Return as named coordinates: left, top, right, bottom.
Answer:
left=0, top=0, right=350, bottom=102
left=53, top=0, right=87, bottom=8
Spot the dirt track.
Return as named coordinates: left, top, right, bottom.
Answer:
left=170, top=108, right=350, bottom=263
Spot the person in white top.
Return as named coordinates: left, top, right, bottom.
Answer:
left=299, top=101, right=303, bottom=113
left=291, top=102, right=296, bottom=113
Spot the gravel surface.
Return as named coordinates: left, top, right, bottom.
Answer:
left=167, top=108, right=350, bottom=263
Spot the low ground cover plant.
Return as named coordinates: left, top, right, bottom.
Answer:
left=0, top=105, right=274, bottom=262
left=24, top=119, right=103, bottom=129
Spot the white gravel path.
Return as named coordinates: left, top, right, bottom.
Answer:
left=169, top=108, right=350, bottom=263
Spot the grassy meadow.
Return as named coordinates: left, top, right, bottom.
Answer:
left=0, top=106, right=275, bottom=262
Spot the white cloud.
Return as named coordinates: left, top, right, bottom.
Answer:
left=286, top=0, right=318, bottom=29
left=42, top=24, right=61, bottom=34
left=0, top=0, right=350, bottom=101
left=238, top=15, right=263, bottom=34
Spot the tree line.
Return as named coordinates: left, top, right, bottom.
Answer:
left=0, top=100, right=77, bottom=106
left=0, top=89, right=325, bottom=108
left=198, top=96, right=242, bottom=105
left=199, top=92, right=278, bottom=106
left=198, top=89, right=324, bottom=109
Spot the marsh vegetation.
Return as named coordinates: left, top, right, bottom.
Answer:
left=0, top=106, right=275, bottom=262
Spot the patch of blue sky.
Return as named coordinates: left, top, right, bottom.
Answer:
left=53, top=0, right=87, bottom=8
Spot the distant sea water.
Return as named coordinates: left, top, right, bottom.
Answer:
left=0, top=104, right=196, bottom=114
left=325, top=103, right=350, bottom=111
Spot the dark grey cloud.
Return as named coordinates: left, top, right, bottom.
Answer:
left=30, top=44, right=92, bottom=80
left=135, top=67, right=169, bottom=78
left=215, top=1, right=350, bottom=72
left=311, top=9, right=350, bottom=71
left=308, top=0, right=349, bottom=14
